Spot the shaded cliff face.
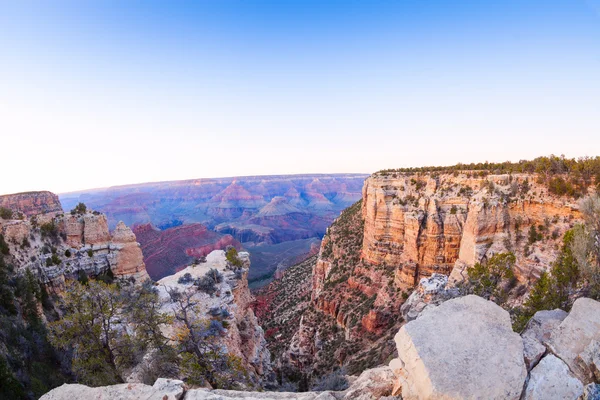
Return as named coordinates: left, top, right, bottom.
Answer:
left=0, top=191, right=63, bottom=217
left=132, top=223, right=240, bottom=280
left=155, top=250, right=274, bottom=387
left=0, top=191, right=149, bottom=291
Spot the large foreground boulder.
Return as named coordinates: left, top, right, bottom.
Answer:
left=546, top=297, right=600, bottom=384
left=40, top=378, right=185, bottom=400
left=390, top=295, right=526, bottom=400
left=40, top=367, right=394, bottom=400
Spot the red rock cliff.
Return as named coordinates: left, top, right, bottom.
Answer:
left=0, top=191, right=62, bottom=217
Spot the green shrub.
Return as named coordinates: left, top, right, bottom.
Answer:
left=40, top=222, right=59, bottom=239
left=70, top=202, right=87, bottom=215
left=466, top=252, right=516, bottom=304
left=0, top=208, right=13, bottom=220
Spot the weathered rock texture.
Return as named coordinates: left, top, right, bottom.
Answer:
left=361, top=173, right=580, bottom=288
left=521, top=309, right=567, bottom=370
left=0, top=191, right=62, bottom=217
left=280, top=171, right=581, bottom=384
left=524, top=354, right=584, bottom=400
left=155, top=251, right=274, bottom=386
left=41, top=366, right=394, bottom=400
left=0, top=191, right=149, bottom=290
left=390, top=295, right=526, bottom=400
left=546, top=297, right=600, bottom=384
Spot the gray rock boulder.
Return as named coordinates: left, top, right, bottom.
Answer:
left=523, top=354, right=583, bottom=400
left=40, top=378, right=185, bottom=400
left=391, top=295, right=526, bottom=400
left=185, top=389, right=336, bottom=399
left=400, top=274, right=459, bottom=322
left=546, top=297, right=600, bottom=383
left=341, top=366, right=394, bottom=399
left=522, top=309, right=568, bottom=343
left=577, top=340, right=600, bottom=383
left=520, top=308, right=567, bottom=370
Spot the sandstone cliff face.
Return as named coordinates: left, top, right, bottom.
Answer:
left=64, top=213, right=111, bottom=247
left=279, top=172, right=583, bottom=386
left=0, top=191, right=62, bottom=217
left=0, top=192, right=149, bottom=291
left=361, top=173, right=580, bottom=288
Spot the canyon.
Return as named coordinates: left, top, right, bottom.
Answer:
left=41, top=292, right=600, bottom=399
left=59, top=174, right=367, bottom=286
left=0, top=191, right=276, bottom=397
left=258, top=170, right=587, bottom=387
left=132, top=222, right=241, bottom=280
left=3, top=162, right=600, bottom=399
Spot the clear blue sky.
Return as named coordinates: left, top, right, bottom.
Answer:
left=1, top=0, right=599, bottom=194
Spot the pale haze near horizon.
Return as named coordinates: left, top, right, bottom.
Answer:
left=1, top=1, right=600, bottom=195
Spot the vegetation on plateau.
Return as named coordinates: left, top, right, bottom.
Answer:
left=377, top=155, right=600, bottom=198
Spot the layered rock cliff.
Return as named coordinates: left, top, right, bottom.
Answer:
left=272, top=171, right=584, bottom=385
left=0, top=191, right=62, bottom=217
left=0, top=191, right=149, bottom=291
left=361, top=172, right=580, bottom=288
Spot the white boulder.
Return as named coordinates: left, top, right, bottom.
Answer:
left=546, top=297, right=600, bottom=383
left=391, top=295, right=526, bottom=400
left=523, top=354, right=583, bottom=400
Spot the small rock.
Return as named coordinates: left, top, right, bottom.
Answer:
left=523, top=335, right=546, bottom=371
left=152, top=378, right=185, bottom=399
left=522, top=309, right=568, bottom=343
left=523, top=354, right=583, bottom=400
left=342, top=366, right=395, bottom=400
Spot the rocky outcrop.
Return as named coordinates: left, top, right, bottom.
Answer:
left=110, top=221, right=149, bottom=279
left=521, top=309, right=567, bottom=370
left=524, top=355, right=584, bottom=400
left=390, top=295, right=526, bottom=400
left=546, top=297, right=600, bottom=383
left=361, top=173, right=580, bottom=289
left=65, top=213, right=111, bottom=247
left=40, top=378, right=185, bottom=400
left=399, top=273, right=459, bottom=322
left=155, top=251, right=274, bottom=386
left=0, top=191, right=62, bottom=217
left=1, top=191, right=149, bottom=290
left=41, top=367, right=394, bottom=399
